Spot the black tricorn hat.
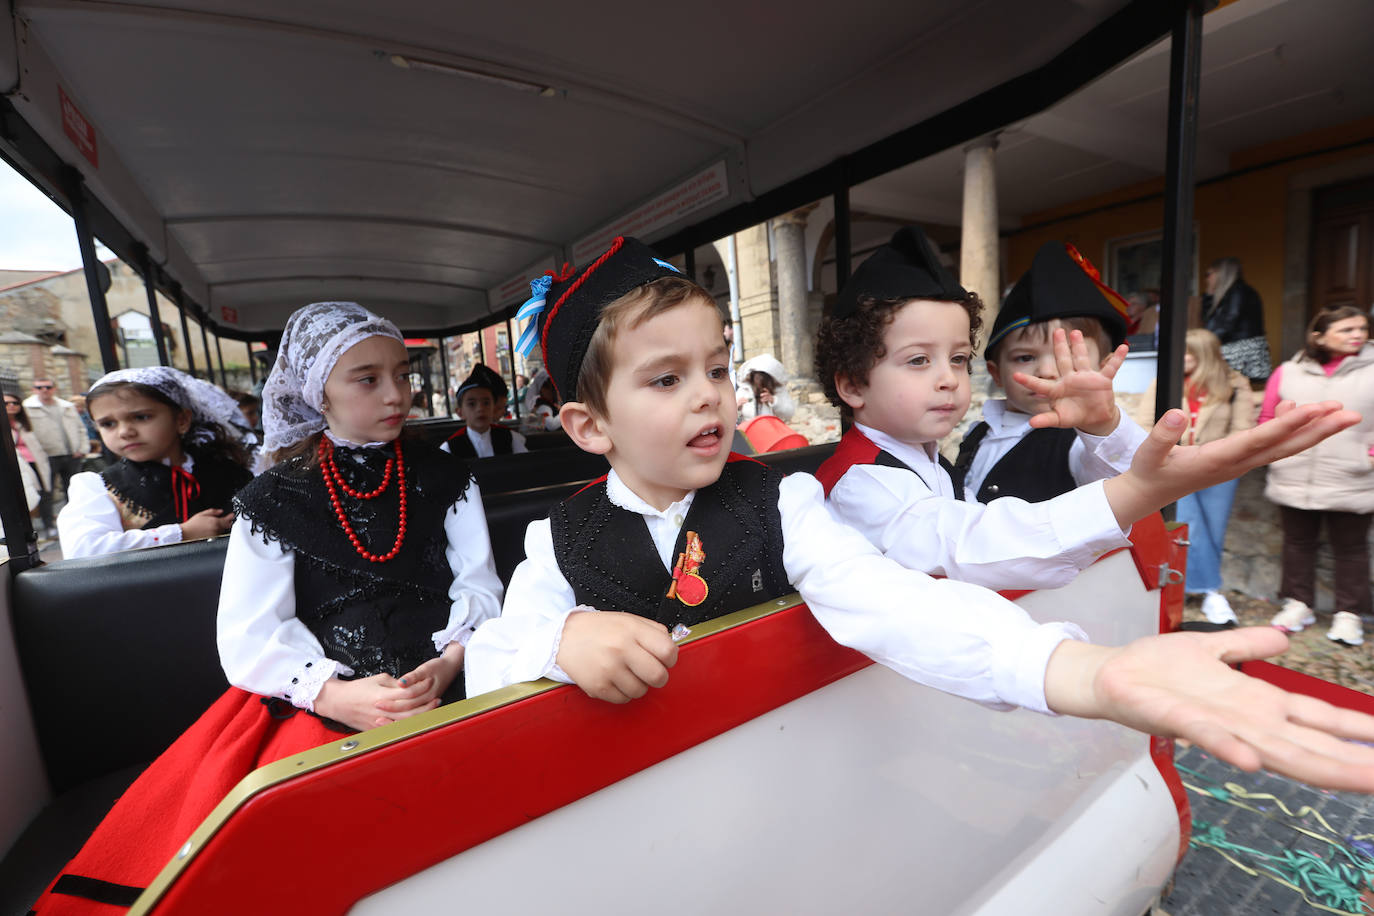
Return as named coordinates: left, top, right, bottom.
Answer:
left=456, top=363, right=507, bottom=400
left=536, top=236, right=685, bottom=401
left=832, top=226, right=967, bottom=319
left=986, top=242, right=1130, bottom=356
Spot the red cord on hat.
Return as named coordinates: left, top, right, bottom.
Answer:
left=539, top=236, right=626, bottom=379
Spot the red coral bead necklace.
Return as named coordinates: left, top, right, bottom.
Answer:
left=319, top=436, right=407, bottom=563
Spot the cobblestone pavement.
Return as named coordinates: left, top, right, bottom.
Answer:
left=1160, top=744, right=1374, bottom=916
left=1159, top=598, right=1374, bottom=915
left=1183, top=592, right=1374, bottom=697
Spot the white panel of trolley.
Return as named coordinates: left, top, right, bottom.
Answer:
left=354, top=551, right=1178, bottom=916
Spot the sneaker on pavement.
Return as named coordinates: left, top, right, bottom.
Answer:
left=1270, top=599, right=1315, bottom=632
left=1201, top=592, right=1238, bottom=625
left=1327, top=611, right=1364, bottom=647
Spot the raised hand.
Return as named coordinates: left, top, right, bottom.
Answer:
left=1102, top=399, right=1360, bottom=528
left=1015, top=328, right=1128, bottom=436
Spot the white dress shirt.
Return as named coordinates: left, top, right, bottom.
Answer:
left=216, top=452, right=504, bottom=712
left=439, top=425, right=529, bottom=458
left=57, top=456, right=193, bottom=558
left=825, top=423, right=1130, bottom=591
left=465, top=468, right=1086, bottom=715
left=961, top=399, right=1147, bottom=500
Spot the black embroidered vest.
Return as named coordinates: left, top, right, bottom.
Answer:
left=234, top=440, right=472, bottom=679
left=446, top=424, right=515, bottom=458
left=952, top=422, right=1078, bottom=504
left=100, top=453, right=251, bottom=528
left=550, top=458, right=793, bottom=630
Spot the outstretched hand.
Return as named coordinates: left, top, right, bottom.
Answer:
left=1046, top=628, right=1374, bottom=793
left=1016, top=328, right=1128, bottom=436
left=1102, top=399, right=1360, bottom=529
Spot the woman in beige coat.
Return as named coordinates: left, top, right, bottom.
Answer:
left=1262, top=307, right=1374, bottom=646
left=1134, top=329, right=1254, bottom=624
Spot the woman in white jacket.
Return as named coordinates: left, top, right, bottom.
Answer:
left=1262, top=307, right=1374, bottom=646
left=735, top=353, right=796, bottom=423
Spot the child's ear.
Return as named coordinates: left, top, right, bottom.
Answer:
left=174, top=407, right=192, bottom=435
left=985, top=360, right=1003, bottom=388
left=558, top=401, right=612, bottom=455
left=833, top=373, right=866, bottom=411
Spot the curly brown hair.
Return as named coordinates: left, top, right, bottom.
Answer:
left=815, top=294, right=984, bottom=417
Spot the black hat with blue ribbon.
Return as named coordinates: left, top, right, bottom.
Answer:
left=513, top=236, right=684, bottom=402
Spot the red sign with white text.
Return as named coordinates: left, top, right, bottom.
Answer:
left=59, top=86, right=98, bottom=167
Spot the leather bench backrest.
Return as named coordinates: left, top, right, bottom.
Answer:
left=12, top=538, right=232, bottom=794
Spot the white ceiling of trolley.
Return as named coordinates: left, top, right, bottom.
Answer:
left=3, top=0, right=1142, bottom=333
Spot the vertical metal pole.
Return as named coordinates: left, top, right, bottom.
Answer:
left=138, top=247, right=171, bottom=366
left=504, top=315, right=519, bottom=419
left=199, top=319, right=213, bottom=385
left=64, top=168, right=119, bottom=372
left=176, top=291, right=198, bottom=377
left=476, top=329, right=485, bottom=366
left=438, top=336, right=452, bottom=416
left=1156, top=0, right=1204, bottom=522
left=0, top=416, right=39, bottom=571
left=834, top=180, right=853, bottom=290
left=214, top=334, right=229, bottom=389
left=247, top=342, right=258, bottom=385
left=683, top=245, right=697, bottom=284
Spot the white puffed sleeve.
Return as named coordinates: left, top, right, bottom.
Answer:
left=216, top=516, right=348, bottom=710
left=782, top=473, right=1084, bottom=714
left=430, top=480, right=504, bottom=652
left=1070, top=410, right=1149, bottom=484
left=826, top=464, right=1127, bottom=591
left=463, top=518, right=580, bottom=697
left=57, top=472, right=183, bottom=559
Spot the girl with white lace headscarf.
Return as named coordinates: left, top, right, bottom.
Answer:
left=39, top=301, right=504, bottom=911
left=55, top=365, right=254, bottom=558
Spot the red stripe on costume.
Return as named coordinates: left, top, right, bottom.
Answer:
left=570, top=473, right=610, bottom=497
left=726, top=451, right=764, bottom=467
left=445, top=426, right=469, bottom=442
left=813, top=426, right=881, bottom=495
left=539, top=237, right=626, bottom=391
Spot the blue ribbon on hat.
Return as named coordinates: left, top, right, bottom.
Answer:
left=514, top=275, right=554, bottom=358
left=653, top=258, right=681, bottom=273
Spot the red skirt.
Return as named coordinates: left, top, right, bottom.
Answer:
left=32, top=687, right=346, bottom=915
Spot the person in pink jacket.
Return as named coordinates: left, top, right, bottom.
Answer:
left=1263, top=307, right=1374, bottom=646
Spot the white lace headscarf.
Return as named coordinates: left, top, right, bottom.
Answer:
left=259, top=302, right=405, bottom=459
left=89, top=366, right=252, bottom=447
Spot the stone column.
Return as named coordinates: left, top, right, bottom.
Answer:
left=960, top=136, right=1000, bottom=347
left=772, top=204, right=818, bottom=381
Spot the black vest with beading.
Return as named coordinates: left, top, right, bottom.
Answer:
left=549, top=458, right=793, bottom=629
left=100, top=453, right=251, bottom=528
left=953, top=422, right=1078, bottom=504
left=233, top=440, right=471, bottom=679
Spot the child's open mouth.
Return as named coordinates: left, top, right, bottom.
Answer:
left=687, top=426, right=722, bottom=451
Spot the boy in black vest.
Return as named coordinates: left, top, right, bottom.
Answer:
left=953, top=241, right=1147, bottom=503
left=817, top=228, right=1143, bottom=591
left=442, top=366, right=528, bottom=459
left=465, top=234, right=1374, bottom=790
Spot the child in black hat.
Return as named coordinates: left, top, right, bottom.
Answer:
left=816, top=228, right=1136, bottom=591
left=463, top=235, right=1374, bottom=792
left=442, top=366, right=528, bottom=458
left=952, top=242, right=1148, bottom=504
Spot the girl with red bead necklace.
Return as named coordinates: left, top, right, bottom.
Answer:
left=34, top=303, right=503, bottom=913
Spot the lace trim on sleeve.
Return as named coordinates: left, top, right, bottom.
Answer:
left=283, top=657, right=353, bottom=711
